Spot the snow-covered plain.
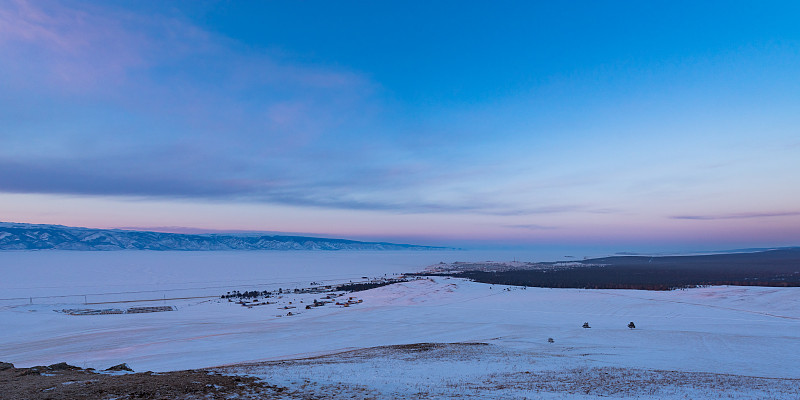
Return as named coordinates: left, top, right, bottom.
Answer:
left=2, top=251, right=799, bottom=398
left=219, top=343, right=800, bottom=399
left=1, top=250, right=570, bottom=303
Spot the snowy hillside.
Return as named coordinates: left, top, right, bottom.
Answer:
left=0, top=222, right=441, bottom=251
left=3, top=278, right=799, bottom=398
left=3, top=251, right=800, bottom=398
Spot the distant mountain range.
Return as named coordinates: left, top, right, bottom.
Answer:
left=0, top=222, right=445, bottom=251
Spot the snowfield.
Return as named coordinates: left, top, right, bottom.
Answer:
left=217, top=343, right=800, bottom=399
left=1, top=251, right=799, bottom=398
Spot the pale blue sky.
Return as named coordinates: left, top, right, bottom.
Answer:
left=1, top=0, right=799, bottom=249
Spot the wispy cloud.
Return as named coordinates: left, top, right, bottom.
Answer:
left=504, top=224, right=559, bottom=230
left=0, top=0, right=608, bottom=220
left=9, top=0, right=793, bottom=230
left=0, top=0, right=166, bottom=91
left=0, top=1, right=396, bottom=207
left=670, top=211, right=800, bottom=220
left=0, top=156, right=602, bottom=216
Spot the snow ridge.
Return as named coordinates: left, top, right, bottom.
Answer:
left=0, top=222, right=442, bottom=251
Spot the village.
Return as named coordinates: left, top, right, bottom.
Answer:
left=221, top=276, right=412, bottom=317
left=58, top=306, right=175, bottom=316
left=43, top=276, right=415, bottom=319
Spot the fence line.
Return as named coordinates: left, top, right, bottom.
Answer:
left=1, top=273, right=387, bottom=306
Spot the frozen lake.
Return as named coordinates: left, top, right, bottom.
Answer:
left=0, top=249, right=595, bottom=304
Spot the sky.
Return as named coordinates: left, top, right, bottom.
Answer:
left=1, top=0, right=799, bottom=250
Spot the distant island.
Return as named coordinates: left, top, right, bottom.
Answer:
left=0, top=222, right=447, bottom=251
left=421, top=248, right=800, bottom=290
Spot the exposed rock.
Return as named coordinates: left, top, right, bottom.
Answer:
left=1, top=363, right=286, bottom=399
left=47, top=362, right=81, bottom=371
left=105, top=363, right=133, bottom=372
left=0, top=362, right=14, bottom=371
left=16, top=367, right=41, bottom=376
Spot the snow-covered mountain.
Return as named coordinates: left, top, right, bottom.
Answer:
left=0, top=222, right=442, bottom=251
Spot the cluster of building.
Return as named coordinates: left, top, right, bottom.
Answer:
left=60, top=306, right=175, bottom=316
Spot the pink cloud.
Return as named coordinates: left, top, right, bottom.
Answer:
left=0, top=0, right=379, bottom=152
left=1, top=0, right=140, bottom=89
left=0, top=0, right=82, bottom=50
left=0, top=0, right=223, bottom=93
